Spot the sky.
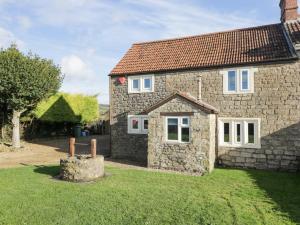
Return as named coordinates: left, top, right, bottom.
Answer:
left=0, top=0, right=285, bottom=104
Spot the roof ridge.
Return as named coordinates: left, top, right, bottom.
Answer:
left=133, top=23, right=282, bottom=46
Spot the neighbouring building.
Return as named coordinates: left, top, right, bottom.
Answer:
left=109, top=0, right=300, bottom=174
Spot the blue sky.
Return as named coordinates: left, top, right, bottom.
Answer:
left=0, top=0, right=283, bottom=104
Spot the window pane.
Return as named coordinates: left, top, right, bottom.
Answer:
left=182, top=118, right=189, bottom=125
left=224, top=123, right=230, bottom=143
left=168, top=118, right=178, bottom=140
left=181, top=127, right=189, bottom=142
left=133, top=79, right=139, bottom=89
left=236, top=123, right=241, bottom=143
left=228, top=71, right=236, bottom=91
left=144, top=78, right=151, bottom=89
left=132, top=119, right=139, bottom=129
left=242, top=70, right=249, bottom=90
left=248, top=123, right=255, bottom=144
left=143, top=119, right=148, bottom=130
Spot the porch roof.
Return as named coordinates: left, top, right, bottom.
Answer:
left=141, top=92, right=219, bottom=115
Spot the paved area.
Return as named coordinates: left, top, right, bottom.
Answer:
left=0, top=136, right=111, bottom=169
left=0, top=136, right=196, bottom=176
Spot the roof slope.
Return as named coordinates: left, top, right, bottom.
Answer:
left=142, top=92, right=218, bottom=115
left=285, top=20, right=300, bottom=45
left=110, top=23, right=297, bottom=75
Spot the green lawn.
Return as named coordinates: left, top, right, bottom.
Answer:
left=0, top=166, right=299, bottom=225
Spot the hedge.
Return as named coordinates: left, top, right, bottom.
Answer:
left=34, top=93, right=99, bottom=123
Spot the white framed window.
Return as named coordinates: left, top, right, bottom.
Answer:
left=128, top=115, right=148, bottom=134
left=128, top=75, right=154, bottom=93
left=228, top=70, right=237, bottom=92
left=218, top=118, right=261, bottom=149
left=241, top=69, right=250, bottom=91
left=222, top=68, right=256, bottom=94
left=166, top=117, right=190, bottom=143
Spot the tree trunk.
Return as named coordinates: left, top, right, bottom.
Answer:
left=12, top=110, right=21, bottom=148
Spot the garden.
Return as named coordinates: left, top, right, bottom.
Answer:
left=0, top=166, right=299, bottom=225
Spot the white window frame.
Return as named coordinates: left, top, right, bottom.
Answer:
left=165, top=116, right=191, bottom=144
left=142, top=117, right=148, bottom=133
left=131, top=78, right=140, bottom=93
left=218, top=118, right=261, bottom=149
left=221, top=68, right=257, bottom=94
left=240, top=69, right=250, bottom=91
left=128, top=75, right=154, bottom=93
left=227, top=70, right=238, bottom=92
left=128, top=115, right=148, bottom=134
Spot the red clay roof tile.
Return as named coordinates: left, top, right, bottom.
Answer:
left=285, top=20, right=300, bottom=44
left=110, top=23, right=297, bottom=75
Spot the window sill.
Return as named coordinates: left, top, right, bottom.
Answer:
left=128, top=91, right=154, bottom=94
left=165, top=141, right=190, bottom=145
left=219, top=143, right=261, bottom=149
left=223, top=91, right=254, bottom=95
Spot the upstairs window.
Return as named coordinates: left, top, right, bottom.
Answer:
left=222, top=68, right=255, bottom=94
left=241, top=70, right=250, bottom=91
left=132, top=79, right=140, bottom=92
left=128, top=115, right=148, bottom=134
left=128, top=75, right=154, bottom=93
left=218, top=118, right=261, bottom=149
left=228, top=71, right=237, bottom=91
left=166, top=117, right=190, bottom=143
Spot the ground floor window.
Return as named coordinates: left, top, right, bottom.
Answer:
left=218, top=118, right=261, bottom=148
left=128, top=115, right=148, bottom=134
left=166, top=117, right=190, bottom=143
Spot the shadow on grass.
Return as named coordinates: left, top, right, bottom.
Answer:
left=246, top=169, right=300, bottom=224
left=33, top=165, right=60, bottom=177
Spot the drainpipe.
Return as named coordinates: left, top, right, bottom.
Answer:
left=197, top=76, right=202, bottom=101
left=215, top=114, right=219, bottom=167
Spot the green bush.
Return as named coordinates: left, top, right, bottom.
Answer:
left=34, top=93, right=99, bottom=124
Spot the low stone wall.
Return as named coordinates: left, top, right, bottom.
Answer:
left=60, top=155, right=105, bottom=182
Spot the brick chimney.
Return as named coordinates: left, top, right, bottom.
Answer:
left=280, top=0, right=299, bottom=23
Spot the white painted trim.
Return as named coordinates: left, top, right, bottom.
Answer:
left=240, top=69, right=250, bottom=91
left=128, top=75, right=154, bottom=93
left=141, top=117, right=149, bottom=133
left=165, top=116, right=191, bottom=144
left=221, top=68, right=257, bottom=94
left=218, top=117, right=261, bottom=149
left=128, top=115, right=148, bottom=134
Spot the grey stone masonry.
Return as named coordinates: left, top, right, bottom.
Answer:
left=110, top=60, right=300, bottom=172
left=147, top=96, right=216, bottom=174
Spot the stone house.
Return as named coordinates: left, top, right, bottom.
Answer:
left=109, top=0, right=300, bottom=174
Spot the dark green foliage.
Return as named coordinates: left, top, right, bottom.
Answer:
left=34, top=93, right=99, bottom=123
left=0, top=45, right=62, bottom=146
left=0, top=45, right=62, bottom=111
left=0, top=167, right=299, bottom=225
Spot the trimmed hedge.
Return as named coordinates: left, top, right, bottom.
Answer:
left=34, top=93, right=99, bottom=123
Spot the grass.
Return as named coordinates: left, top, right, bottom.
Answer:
left=0, top=166, right=299, bottom=225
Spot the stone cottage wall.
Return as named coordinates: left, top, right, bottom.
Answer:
left=110, top=60, right=300, bottom=171
left=147, top=97, right=216, bottom=174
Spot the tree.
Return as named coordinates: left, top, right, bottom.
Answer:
left=0, top=45, right=63, bottom=148
left=34, top=93, right=99, bottom=124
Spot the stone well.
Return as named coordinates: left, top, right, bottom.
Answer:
left=60, top=155, right=105, bottom=182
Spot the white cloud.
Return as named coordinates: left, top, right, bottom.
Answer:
left=124, top=0, right=262, bottom=38
left=0, top=0, right=275, bottom=104
left=0, top=27, right=24, bottom=48
left=61, top=55, right=94, bottom=79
